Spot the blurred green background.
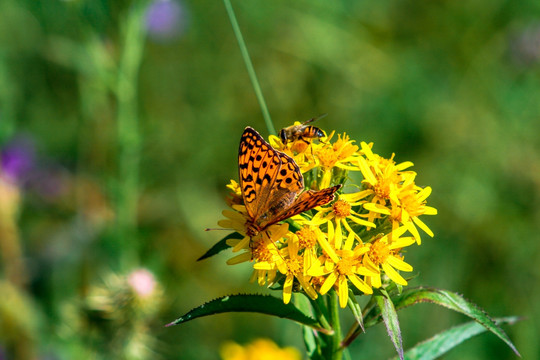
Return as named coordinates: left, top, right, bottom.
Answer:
left=1, top=0, right=539, bottom=359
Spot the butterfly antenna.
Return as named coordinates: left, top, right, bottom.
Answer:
left=205, top=228, right=233, bottom=231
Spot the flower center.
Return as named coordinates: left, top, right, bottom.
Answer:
left=291, top=141, right=309, bottom=154
left=296, top=226, right=318, bottom=249
left=251, top=239, right=272, bottom=262
left=335, top=251, right=355, bottom=275
left=285, top=257, right=302, bottom=276
left=332, top=200, right=351, bottom=218
left=373, top=175, right=392, bottom=199
left=368, top=240, right=390, bottom=266
left=401, top=193, right=425, bottom=217
left=317, top=147, right=338, bottom=169
left=333, top=135, right=358, bottom=160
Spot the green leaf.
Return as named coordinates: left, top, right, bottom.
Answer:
left=375, top=292, right=404, bottom=360
left=365, top=287, right=520, bottom=357
left=167, top=294, right=327, bottom=332
left=294, top=293, right=320, bottom=358
left=347, top=290, right=365, bottom=333
left=197, top=232, right=242, bottom=261
left=389, top=317, right=522, bottom=360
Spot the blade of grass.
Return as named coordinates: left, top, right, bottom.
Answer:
left=222, top=0, right=275, bottom=135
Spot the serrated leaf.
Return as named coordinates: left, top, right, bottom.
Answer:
left=375, top=293, right=404, bottom=360
left=197, top=232, right=242, bottom=261
left=365, top=287, right=520, bottom=356
left=389, top=316, right=521, bottom=360
left=167, top=294, right=327, bottom=332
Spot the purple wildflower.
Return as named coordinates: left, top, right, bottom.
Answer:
left=1, top=135, right=36, bottom=185
left=145, top=0, right=188, bottom=42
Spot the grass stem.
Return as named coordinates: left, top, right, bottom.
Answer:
left=222, top=0, right=276, bottom=135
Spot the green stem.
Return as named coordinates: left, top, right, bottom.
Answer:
left=328, top=290, right=343, bottom=360
left=0, top=56, right=17, bottom=142
left=309, top=297, right=332, bottom=331
left=222, top=0, right=275, bottom=135
left=115, top=2, right=146, bottom=266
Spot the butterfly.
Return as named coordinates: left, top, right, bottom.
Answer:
left=238, top=126, right=341, bottom=237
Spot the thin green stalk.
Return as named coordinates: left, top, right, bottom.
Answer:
left=222, top=0, right=275, bottom=135
left=328, top=290, right=343, bottom=360
left=309, top=297, right=332, bottom=331
left=115, top=2, right=146, bottom=266
left=0, top=56, right=17, bottom=142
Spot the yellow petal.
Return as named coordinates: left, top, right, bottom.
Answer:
left=382, top=263, right=407, bottom=286
left=320, top=272, right=338, bottom=295
left=344, top=231, right=355, bottom=251
left=389, top=236, right=416, bottom=250
left=283, top=275, right=294, bottom=304
left=317, top=228, right=339, bottom=263
left=396, top=161, right=414, bottom=171
left=232, top=236, right=251, bottom=252
left=348, top=215, right=376, bottom=228
left=417, top=186, right=432, bottom=201
left=226, top=252, right=251, bottom=265
left=222, top=209, right=245, bottom=221
left=363, top=202, right=391, bottom=215
left=413, top=216, right=434, bottom=238
left=297, top=275, right=318, bottom=300
left=387, top=255, right=413, bottom=272
left=370, top=273, right=382, bottom=288
left=338, top=276, right=349, bottom=308
left=349, top=274, right=373, bottom=294
left=358, top=156, right=377, bottom=185
left=335, top=219, right=343, bottom=250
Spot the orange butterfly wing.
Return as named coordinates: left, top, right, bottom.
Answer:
left=238, top=127, right=341, bottom=233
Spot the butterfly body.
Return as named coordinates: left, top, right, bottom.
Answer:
left=239, top=127, right=340, bottom=237
left=279, top=115, right=326, bottom=145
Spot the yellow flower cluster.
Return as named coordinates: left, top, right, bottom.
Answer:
left=218, top=124, right=437, bottom=308
left=220, top=338, right=301, bottom=360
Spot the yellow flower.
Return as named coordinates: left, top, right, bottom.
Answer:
left=294, top=225, right=323, bottom=277
left=308, top=229, right=376, bottom=308
left=225, top=221, right=288, bottom=260
left=362, top=226, right=416, bottom=288
left=226, top=225, right=289, bottom=287
left=361, top=168, right=438, bottom=244
left=225, top=180, right=243, bottom=207
left=392, top=184, right=437, bottom=244
left=316, top=133, right=362, bottom=188
left=358, top=141, right=414, bottom=206
left=218, top=205, right=288, bottom=252
left=268, top=134, right=319, bottom=173
left=220, top=338, right=301, bottom=360
left=310, top=194, right=375, bottom=247
left=219, top=204, right=289, bottom=287
left=358, top=141, right=438, bottom=241
left=214, top=124, right=437, bottom=308
left=254, top=234, right=318, bottom=304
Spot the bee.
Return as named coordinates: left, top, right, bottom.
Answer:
left=279, top=114, right=327, bottom=145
